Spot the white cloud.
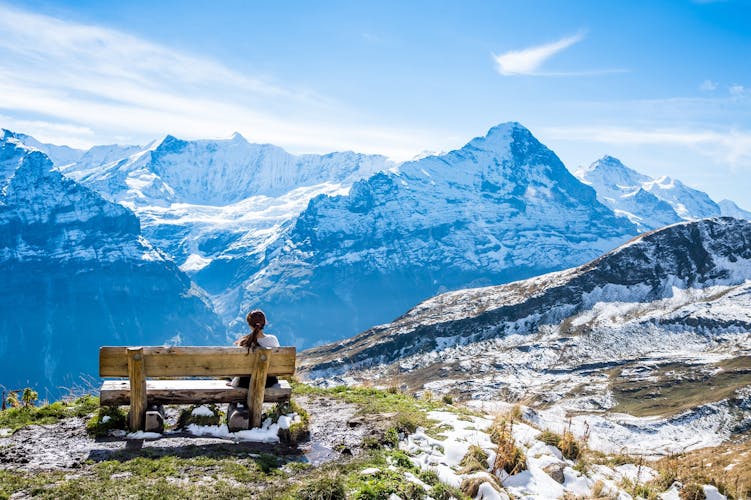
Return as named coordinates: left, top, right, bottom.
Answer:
left=700, top=79, right=718, bottom=91
left=494, top=32, right=607, bottom=76
left=730, top=84, right=748, bottom=97
left=544, top=125, right=751, bottom=168
left=0, top=4, right=436, bottom=160
left=494, top=33, right=583, bottom=75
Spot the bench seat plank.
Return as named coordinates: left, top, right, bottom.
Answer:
left=100, top=379, right=292, bottom=406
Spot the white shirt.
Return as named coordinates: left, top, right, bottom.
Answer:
left=257, top=334, right=280, bottom=348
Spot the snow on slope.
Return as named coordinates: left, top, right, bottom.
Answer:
left=299, top=218, right=751, bottom=451
left=575, top=156, right=742, bottom=231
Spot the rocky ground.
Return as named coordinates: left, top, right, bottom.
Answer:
left=0, top=395, right=383, bottom=472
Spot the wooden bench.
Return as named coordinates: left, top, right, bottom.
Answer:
left=99, top=346, right=296, bottom=432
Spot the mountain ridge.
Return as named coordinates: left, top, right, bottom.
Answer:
left=0, top=143, right=225, bottom=394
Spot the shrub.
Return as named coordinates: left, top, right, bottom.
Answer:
left=354, top=471, right=426, bottom=500
left=395, top=412, right=421, bottom=435
left=441, top=394, right=454, bottom=405
left=384, top=427, right=399, bottom=448
left=538, top=430, right=562, bottom=447
left=591, top=479, right=607, bottom=497
left=508, top=404, right=522, bottom=422
left=430, top=482, right=466, bottom=500
left=21, top=388, right=38, bottom=408
left=389, top=450, right=415, bottom=470
left=460, top=476, right=501, bottom=498
left=418, top=469, right=440, bottom=486
left=86, top=406, right=127, bottom=437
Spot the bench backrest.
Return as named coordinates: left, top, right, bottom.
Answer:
left=99, top=346, right=296, bottom=378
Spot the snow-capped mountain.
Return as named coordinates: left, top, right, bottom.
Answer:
left=61, top=132, right=393, bottom=207
left=575, top=156, right=739, bottom=231
left=1, top=128, right=84, bottom=166
left=299, top=217, right=751, bottom=451
left=719, top=199, right=751, bottom=219
left=0, top=137, right=224, bottom=394
left=57, top=133, right=393, bottom=319
left=238, top=123, right=638, bottom=346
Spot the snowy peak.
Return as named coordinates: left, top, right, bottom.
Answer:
left=240, top=123, right=637, bottom=346
left=2, top=150, right=140, bottom=241
left=574, top=155, right=743, bottom=231
left=0, top=148, right=224, bottom=394
left=466, top=121, right=530, bottom=153
left=63, top=132, right=392, bottom=207
left=576, top=155, right=651, bottom=188
left=0, top=128, right=84, bottom=166
left=719, top=199, right=751, bottom=219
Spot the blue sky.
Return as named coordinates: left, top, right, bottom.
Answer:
left=1, top=0, right=750, bottom=205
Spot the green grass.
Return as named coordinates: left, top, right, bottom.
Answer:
left=86, top=405, right=127, bottom=437
left=0, top=395, right=99, bottom=433
left=0, top=454, right=287, bottom=499
left=292, top=383, right=478, bottom=437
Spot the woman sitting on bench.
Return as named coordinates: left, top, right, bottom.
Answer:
left=229, top=309, right=280, bottom=388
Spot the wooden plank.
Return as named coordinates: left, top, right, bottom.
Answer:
left=248, top=350, right=271, bottom=429
left=100, top=379, right=292, bottom=405
left=127, top=347, right=147, bottom=432
left=100, top=346, right=296, bottom=377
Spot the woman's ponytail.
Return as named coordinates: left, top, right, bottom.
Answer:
left=235, top=309, right=266, bottom=352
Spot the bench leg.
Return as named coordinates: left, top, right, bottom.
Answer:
left=248, top=350, right=271, bottom=428
left=127, top=347, right=147, bottom=432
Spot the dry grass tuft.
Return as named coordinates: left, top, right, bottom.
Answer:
left=458, top=445, right=489, bottom=474
left=489, top=416, right=526, bottom=476
left=558, top=429, right=582, bottom=461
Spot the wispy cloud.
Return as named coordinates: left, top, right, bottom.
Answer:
left=493, top=32, right=624, bottom=77
left=544, top=125, right=751, bottom=168
left=0, top=4, right=434, bottom=159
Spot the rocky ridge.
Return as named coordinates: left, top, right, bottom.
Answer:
left=299, top=217, right=751, bottom=453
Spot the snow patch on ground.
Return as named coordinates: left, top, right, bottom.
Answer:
left=399, top=408, right=727, bottom=500
left=190, top=405, right=216, bottom=417
left=186, top=413, right=299, bottom=443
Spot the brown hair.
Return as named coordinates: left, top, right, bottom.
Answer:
left=235, top=309, right=266, bottom=350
